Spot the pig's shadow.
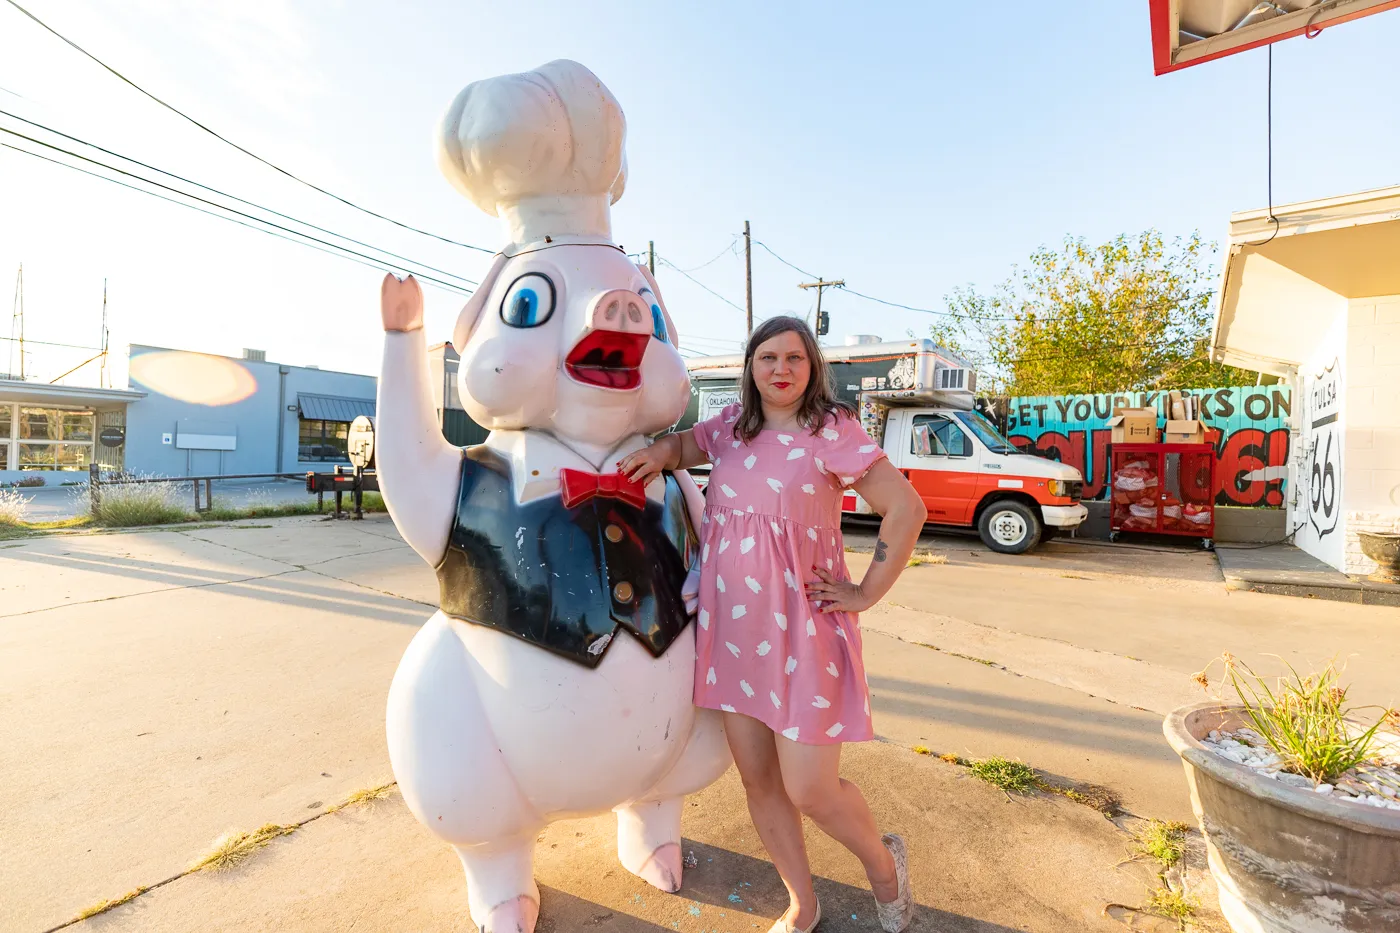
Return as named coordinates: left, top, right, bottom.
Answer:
left=535, top=839, right=1023, bottom=932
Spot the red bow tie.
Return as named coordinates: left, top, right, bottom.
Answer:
left=559, top=468, right=648, bottom=510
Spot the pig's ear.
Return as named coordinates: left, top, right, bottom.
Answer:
left=636, top=262, right=680, bottom=346
left=453, top=253, right=509, bottom=352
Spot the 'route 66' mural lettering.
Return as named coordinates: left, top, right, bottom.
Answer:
left=1303, top=359, right=1342, bottom=539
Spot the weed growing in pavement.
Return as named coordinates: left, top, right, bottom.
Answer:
left=968, top=756, right=1040, bottom=793
left=76, top=886, right=149, bottom=920
left=1145, top=886, right=1198, bottom=923
left=1132, top=820, right=1190, bottom=869
left=1197, top=654, right=1394, bottom=784
left=0, top=488, right=28, bottom=525
left=326, top=782, right=396, bottom=813
left=189, top=823, right=297, bottom=872
left=911, top=746, right=932, bottom=756
left=939, top=753, right=969, bottom=766
left=947, top=652, right=997, bottom=667
left=1048, top=782, right=1122, bottom=817
left=905, top=552, right=947, bottom=568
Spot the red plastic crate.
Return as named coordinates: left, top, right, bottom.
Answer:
left=1109, top=443, right=1216, bottom=545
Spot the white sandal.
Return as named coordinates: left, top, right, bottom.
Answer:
left=767, top=900, right=821, bottom=933
left=875, top=833, right=913, bottom=933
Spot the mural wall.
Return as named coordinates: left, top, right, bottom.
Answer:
left=1004, top=386, right=1292, bottom=507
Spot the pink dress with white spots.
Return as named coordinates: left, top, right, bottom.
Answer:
left=691, top=403, right=887, bottom=744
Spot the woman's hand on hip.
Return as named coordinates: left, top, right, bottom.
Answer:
left=806, top=566, right=874, bottom=614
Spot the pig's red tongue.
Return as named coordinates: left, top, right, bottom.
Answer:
left=565, top=330, right=648, bottom=391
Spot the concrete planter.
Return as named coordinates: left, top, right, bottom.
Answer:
left=1358, top=532, right=1400, bottom=584
left=1163, top=702, right=1400, bottom=932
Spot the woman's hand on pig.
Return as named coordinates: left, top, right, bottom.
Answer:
left=618, top=438, right=676, bottom=488
left=381, top=273, right=425, bottom=332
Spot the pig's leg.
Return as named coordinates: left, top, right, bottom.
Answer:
left=378, top=275, right=462, bottom=566
left=615, top=707, right=731, bottom=891
left=387, top=614, right=543, bottom=930
left=454, top=838, right=541, bottom=933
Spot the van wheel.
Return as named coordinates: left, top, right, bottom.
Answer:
left=978, top=501, right=1042, bottom=554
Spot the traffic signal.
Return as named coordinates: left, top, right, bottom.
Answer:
left=816, top=311, right=829, bottom=336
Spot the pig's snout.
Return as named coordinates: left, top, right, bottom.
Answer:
left=590, top=289, right=653, bottom=335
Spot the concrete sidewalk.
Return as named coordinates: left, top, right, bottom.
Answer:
left=1215, top=540, right=1400, bottom=606
left=13, top=513, right=1395, bottom=931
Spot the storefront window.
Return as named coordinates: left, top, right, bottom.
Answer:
left=20, top=408, right=59, bottom=440
left=61, top=411, right=93, bottom=441
left=19, top=443, right=56, bottom=469
left=55, top=445, right=92, bottom=470
left=9, top=407, right=96, bottom=470
left=298, top=419, right=350, bottom=462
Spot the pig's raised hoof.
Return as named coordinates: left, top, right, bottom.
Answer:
left=479, top=894, right=539, bottom=933
left=626, top=841, right=683, bottom=893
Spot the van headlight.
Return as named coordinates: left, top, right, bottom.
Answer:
left=1048, top=480, right=1071, bottom=497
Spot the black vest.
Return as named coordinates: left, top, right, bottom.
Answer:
left=434, top=446, right=696, bottom=668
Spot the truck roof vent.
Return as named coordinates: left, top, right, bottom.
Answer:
left=242, top=348, right=267, bottom=362
left=844, top=334, right=881, bottom=346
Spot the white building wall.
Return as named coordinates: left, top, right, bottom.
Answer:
left=1290, top=310, right=1348, bottom=571
left=1342, top=295, right=1400, bottom=576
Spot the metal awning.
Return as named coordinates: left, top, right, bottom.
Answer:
left=1149, top=1, right=1400, bottom=76
left=1212, top=184, right=1400, bottom=376
left=297, top=393, right=376, bottom=422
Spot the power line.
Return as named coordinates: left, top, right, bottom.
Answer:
left=670, top=237, right=740, bottom=273
left=2, top=0, right=494, bottom=254
left=0, top=129, right=475, bottom=295
left=1, top=143, right=473, bottom=296
left=753, top=240, right=818, bottom=280
left=655, top=256, right=746, bottom=314
left=755, top=236, right=1207, bottom=324
left=1, top=110, right=480, bottom=286
left=0, top=335, right=101, bottom=350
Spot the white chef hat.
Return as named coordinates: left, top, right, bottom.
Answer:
left=437, top=59, right=627, bottom=252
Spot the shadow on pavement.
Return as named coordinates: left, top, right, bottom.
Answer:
left=538, top=839, right=1026, bottom=933
left=869, top=675, right=1174, bottom=764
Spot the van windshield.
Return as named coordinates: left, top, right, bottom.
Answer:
left=954, top=411, right=1018, bottom=455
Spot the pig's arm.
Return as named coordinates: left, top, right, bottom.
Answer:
left=378, top=275, right=461, bottom=566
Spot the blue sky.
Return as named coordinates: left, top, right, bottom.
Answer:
left=2, top=0, right=1398, bottom=382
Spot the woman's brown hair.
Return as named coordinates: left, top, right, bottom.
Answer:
left=734, top=315, right=855, bottom=443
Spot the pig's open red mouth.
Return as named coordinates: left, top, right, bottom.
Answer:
left=565, top=330, right=649, bottom=390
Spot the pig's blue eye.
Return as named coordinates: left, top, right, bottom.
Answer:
left=640, top=288, right=667, bottom=342
left=500, top=273, right=556, bottom=328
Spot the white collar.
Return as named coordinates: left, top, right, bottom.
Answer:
left=484, top=429, right=657, bottom=505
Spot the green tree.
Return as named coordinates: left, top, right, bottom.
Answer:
left=932, top=231, right=1253, bottom=396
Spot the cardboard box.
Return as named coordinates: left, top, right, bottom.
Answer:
left=1107, top=407, right=1160, bottom=444
left=1164, top=419, right=1207, bottom=444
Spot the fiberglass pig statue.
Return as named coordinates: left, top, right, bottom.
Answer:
left=375, top=60, right=731, bottom=933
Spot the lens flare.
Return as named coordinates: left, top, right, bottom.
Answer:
left=129, top=351, right=258, bottom=406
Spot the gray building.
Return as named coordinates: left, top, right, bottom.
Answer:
left=1, top=342, right=483, bottom=485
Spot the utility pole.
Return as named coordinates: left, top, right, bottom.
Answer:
left=797, top=278, right=843, bottom=337
left=99, top=278, right=109, bottom=388
left=10, top=263, right=23, bottom=380
left=647, top=240, right=655, bottom=276
left=743, top=220, right=753, bottom=337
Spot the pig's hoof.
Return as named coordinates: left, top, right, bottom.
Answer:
left=627, top=841, right=683, bottom=892
left=480, top=894, right=539, bottom=933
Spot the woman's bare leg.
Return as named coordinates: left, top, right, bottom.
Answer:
left=774, top=738, right=898, bottom=902
left=723, top=712, right=819, bottom=927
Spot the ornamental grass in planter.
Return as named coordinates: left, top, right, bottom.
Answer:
left=1165, top=655, right=1400, bottom=933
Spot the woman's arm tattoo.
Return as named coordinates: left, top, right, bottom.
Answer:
left=873, top=539, right=889, bottom=562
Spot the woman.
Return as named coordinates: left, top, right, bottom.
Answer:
left=620, top=316, right=928, bottom=933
